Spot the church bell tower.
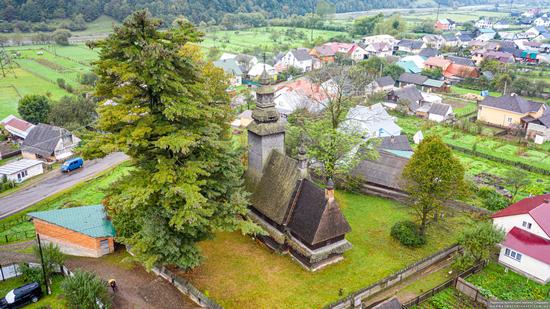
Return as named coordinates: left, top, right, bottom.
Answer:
left=247, top=67, right=285, bottom=181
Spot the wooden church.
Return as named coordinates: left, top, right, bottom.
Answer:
left=246, top=68, right=352, bottom=271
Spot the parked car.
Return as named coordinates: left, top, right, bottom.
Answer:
left=61, top=157, right=84, bottom=173
left=0, top=282, right=42, bottom=308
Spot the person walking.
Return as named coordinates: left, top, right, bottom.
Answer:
left=108, top=279, right=117, bottom=292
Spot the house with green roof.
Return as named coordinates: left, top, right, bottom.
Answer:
left=28, top=205, right=115, bottom=258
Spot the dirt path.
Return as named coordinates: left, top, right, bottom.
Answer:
left=0, top=240, right=37, bottom=264
left=363, top=256, right=454, bottom=307
left=66, top=252, right=199, bottom=309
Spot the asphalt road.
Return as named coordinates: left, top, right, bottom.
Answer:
left=0, top=152, right=128, bottom=219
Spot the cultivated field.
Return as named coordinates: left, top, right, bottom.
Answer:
left=201, top=26, right=347, bottom=54
left=0, top=44, right=98, bottom=119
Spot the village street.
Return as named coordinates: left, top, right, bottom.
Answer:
left=0, top=152, right=128, bottom=219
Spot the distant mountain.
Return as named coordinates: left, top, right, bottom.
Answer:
left=0, top=0, right=496, bottom=25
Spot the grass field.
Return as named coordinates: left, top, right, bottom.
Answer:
left=0, top=44, right=98, bottom=119
left=201, top=26, right=347, bottom=54
left=181, top=192, right=471, bottom=308
left=467, top=262, right=550, bottom=300
left=0, top=163, right=131, bottom=243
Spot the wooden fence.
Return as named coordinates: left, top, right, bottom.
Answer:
left=0, top=230, right=35, bottom=244
left=402, top=261, right=487, bottom=308
left=125, top=247, right=222, bottom=309
left=324, top=244, right=461, bottom=309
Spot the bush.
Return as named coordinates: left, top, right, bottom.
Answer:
left=477, top=187, right=508, bottom=211
left=391, top=220, right=426, bottom=247
left=62, top=270, right=112, bottom=309
left=0, top=175, right=16, bottom=193
left=18, top=263, right=43, bottom=283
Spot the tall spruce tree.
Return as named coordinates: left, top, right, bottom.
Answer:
left=85, top=11, right=256, bottom=269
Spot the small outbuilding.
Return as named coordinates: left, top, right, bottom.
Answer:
left=29, top=205, right=115, bottom=258
left=0, top=159, right=43, bottom=183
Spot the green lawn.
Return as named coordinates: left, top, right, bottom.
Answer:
left=182, top=192, right=471, bottom=308
left=201, top=26, right=347, bottom=54
left=0, top=275, right=66, bottom=308
left=0, top=163, right=131, bottom=243
left=397, top=265, right=454, bottom=298
left=467, top=262, right=550, bottom=301
left=0, top=68, right=71, bottom=118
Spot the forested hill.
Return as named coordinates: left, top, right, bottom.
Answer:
left=0, top=0, right=495, bottom=25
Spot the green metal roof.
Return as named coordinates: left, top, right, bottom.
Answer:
left=385, top=149, right=414, bottom=159
left=396, top=61, right=422, bottom=74
left=423, top=79, right=445, bottom=87
left=28, top=205, right=115, bottom=238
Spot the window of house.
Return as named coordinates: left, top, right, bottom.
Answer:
left=522, top=221, right=532, bottom=229
left=505, top=248, right=522, bottom=262
left=507, top=117, right=513, bottom=123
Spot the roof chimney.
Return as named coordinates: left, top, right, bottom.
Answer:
left=325, top=178, right=335, bottom=202
left=297, top=144, right=308, bottom=178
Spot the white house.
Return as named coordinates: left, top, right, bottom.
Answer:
left=0, top=115, right=34, bottom=140
left=247, top=63, right=276, bottom=79
left=533, top=17, right=550, bottom=27
left=21, top=124, right=81, bottom=162
left=475, top=19, right=493, bottom=29
left=492, top=194, right=550, bottom=284
left=493, top=21, right=510, bottom=30
left=275, top=48, right=313, bottom=73
left=427, top=103, right=453, bottom=122
left=213, top=58, right=243, bottom=87
left=365, top=76, right=395, bottom=95
left=341, top=103, right=402, bottom=139
left=524, top=26, right=548, bottom=39
left=0, top=159, right=43, bottom=183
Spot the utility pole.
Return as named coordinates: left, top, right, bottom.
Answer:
left=436, top=2, right=441, bottom=21
left=509, top=0, right=513, bottom=14
left=36, top=234, right=50, bottom=295
left=0, top=43, right=16, bottom=78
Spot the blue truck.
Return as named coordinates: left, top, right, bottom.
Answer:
left=61, top=157, right=84, bottom=172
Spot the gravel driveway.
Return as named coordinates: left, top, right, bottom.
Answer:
left=65, top=251, right=198, bottom=309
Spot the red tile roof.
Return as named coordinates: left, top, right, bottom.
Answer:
left=5, top=117, right=33, bottom=132
left=502, top=227, right=550, bottom=265
left=424, top=57, right=451, bottom=70
left=529, top=202, right=550, bottom=237
left=492, top=194, right=550, bottom=218
left=444, top=64, right=479, bottom=79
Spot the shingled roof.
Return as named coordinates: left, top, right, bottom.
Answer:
left=21, top=124, right=74, bottom=157
left=398, top=73, right=428, bottom=86
left=251, top=151, right=301, bottom=225
left=480, top=95, right=543, bottom=114
left=428, top=103, right=451, bottom=116
left=352, top=150, right=408, bottom=190
left=391, top=85, right=423, bottom=111
left=379, top=135, right=412, bottom=152
left=375, top=76, right=395, bottom=88
left=288, top=179, right=351, bottom=246
left=291, top=48, right=313, bottom=61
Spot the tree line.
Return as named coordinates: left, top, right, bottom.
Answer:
left=1, top=0, right=498, bottom=27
